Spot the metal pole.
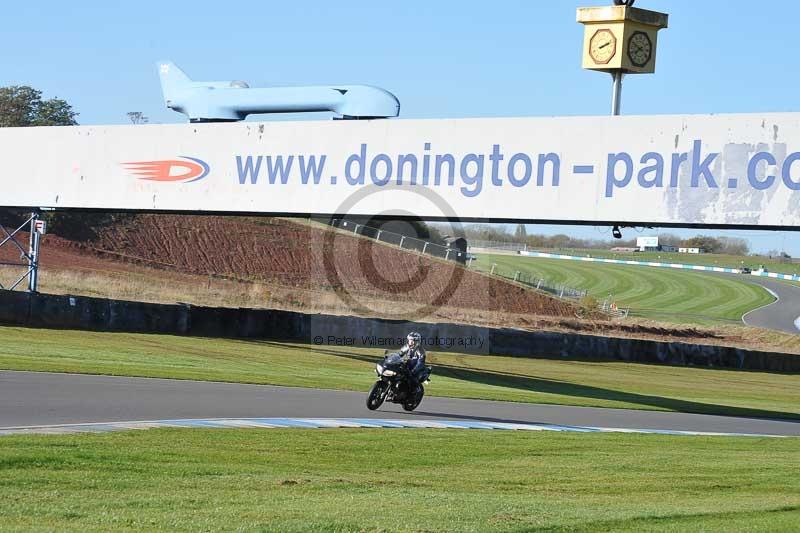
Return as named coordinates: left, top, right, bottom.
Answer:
left=611, top=71, right=623, bottom=116
left=28, top=212, right=40, bottom=292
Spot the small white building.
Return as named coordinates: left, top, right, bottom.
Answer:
left=636, top=237, right=677, bottom=253
left=636, top=236, right=659, bottom=252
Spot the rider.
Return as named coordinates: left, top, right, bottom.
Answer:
left=399, top=332, right=427, bottom=388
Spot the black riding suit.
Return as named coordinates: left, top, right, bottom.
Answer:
left=399, top=343, right=427, bottom=388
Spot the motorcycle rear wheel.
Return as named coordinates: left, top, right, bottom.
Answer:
left=402, top=385, right=424, bottom=412
left=366, top=380, right=387, bottom=410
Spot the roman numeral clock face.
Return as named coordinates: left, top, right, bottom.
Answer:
left=627, top=31, right=653, bottom=67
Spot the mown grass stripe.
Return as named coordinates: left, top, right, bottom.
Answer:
left=475, top=254, right=774, bottom=323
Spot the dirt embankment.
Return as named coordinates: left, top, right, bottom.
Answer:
left=13, top=215, right=576, bottom=317
left=4, top=215, right=798, bottom=354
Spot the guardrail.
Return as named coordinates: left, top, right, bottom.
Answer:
left=487, top=263, right=585, bottom=299
left=485, top=262, right=600, bottom=301
left=467, top=239, right=528, bottom=252
left=482, top=262, right=630, bottom=318
left=329, top=220, right=466, bottom=263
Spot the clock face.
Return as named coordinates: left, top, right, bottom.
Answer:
left=627, top=31, right=653, bottom=67
left=589, top=29, right=617, bottom=65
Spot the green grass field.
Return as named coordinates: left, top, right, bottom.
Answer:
left=543, top=248, right=800, bottom=276
left=473, top=254, right=775, bottom=323
left=1, top=326, right=799, bottom=419
left=0, top=428, right=798, bottom=531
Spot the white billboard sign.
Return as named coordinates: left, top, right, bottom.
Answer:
left=1, top=112, right=799, bottom=227
left=636, top=236, right=659, bottom=248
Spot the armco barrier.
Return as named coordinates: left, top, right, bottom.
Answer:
left=0, top=291, right=797, bottom=372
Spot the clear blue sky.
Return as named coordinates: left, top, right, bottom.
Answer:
left=2, top=0, right=798, bottom=254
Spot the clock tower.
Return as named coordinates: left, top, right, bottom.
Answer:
left=577, top=2, right=668, bottom=115
left=577, top=3, right=668, bottom=74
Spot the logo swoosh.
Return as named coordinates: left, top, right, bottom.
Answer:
left=124, top=156, right=210, bottom=183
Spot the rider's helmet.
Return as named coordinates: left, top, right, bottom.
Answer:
left=407, top=332, right=422, bottom=349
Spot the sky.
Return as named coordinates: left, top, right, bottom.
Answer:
left=2, top=0, right=798, bottom=254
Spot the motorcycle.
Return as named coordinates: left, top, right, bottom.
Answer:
left=366, top=351, right=431, bottom=412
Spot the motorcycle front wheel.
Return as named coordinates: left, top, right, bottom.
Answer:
left=366, top=380, right=388, bottom=410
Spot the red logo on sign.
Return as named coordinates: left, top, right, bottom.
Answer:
left=124, top=156, right=209, bottom=183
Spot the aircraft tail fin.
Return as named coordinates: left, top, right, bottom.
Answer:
left=157, top=60, right=191, bottom=106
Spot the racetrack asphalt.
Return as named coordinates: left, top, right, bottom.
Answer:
left=740, top=276, right=800, bottom=334
left=1, top=371, right=798, bottom=436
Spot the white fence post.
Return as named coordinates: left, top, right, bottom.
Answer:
left=399, top=235, right=405, bottom=248
left=514, top=271, right=520, bottom=282
left=490, top=264, right=496, bottom=275
left=445, top=249, right=451, bottom=261
left=422, top=242, right=428, bottom=254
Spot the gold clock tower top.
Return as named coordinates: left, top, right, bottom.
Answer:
left=577, top=5, right=668, bottom=74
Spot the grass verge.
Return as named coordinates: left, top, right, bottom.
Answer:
left=473, top=254, right=774, bottom=324
left=1, top=326, right=799, bottom=419
left=0, top=428, right=798, bottom=531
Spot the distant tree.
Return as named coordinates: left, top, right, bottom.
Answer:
left=463, top=224, right=514, bottom=243
left=546, top=234, right=574, bottom=249
left=514, top=224, right=527, bottom=240
left=525, top=234, right=547, bottom=248
left=716, top=237, right=749, bottom=256
left=0, top=85, right=78, bottom=127
left=658, top=233, right=682, bottom=247
left=0, top=86, right=83, bottom=235
left=682, top=235, right=722, bottom=254
left=463, top=223, right=642, bottom=251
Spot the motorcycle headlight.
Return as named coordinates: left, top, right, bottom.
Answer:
left=382, top=369, right=396, bottom=377
left=376, top=364, right=384, bottom=375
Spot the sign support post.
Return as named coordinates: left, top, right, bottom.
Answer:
left=28, top=212, right=43, bottom=293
